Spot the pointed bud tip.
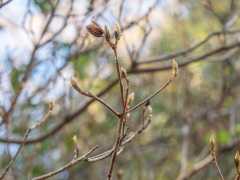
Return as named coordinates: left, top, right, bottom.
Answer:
left=72, top=135, right=77, bottom=144
left=172, top=59, right=178, bottom=77
left=120, top=67, right=127, bottom=79
left=236, top=151, right=239, bottom=160
left=210, top=134, right=215, bottom=144
left=71, top=75, right=81, bottom=92
left=210, top=134, right=215, bottom=152
left=114, top=24, right=121, bottom=41
left=104, top=25, right=110, bottom=40
left=49, top=98, right=54, bottom=111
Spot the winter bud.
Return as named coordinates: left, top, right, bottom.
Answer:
left=172, top=59, right=178, bottom=77
left=121, top=67, right=127, bottom=79
left=49, top=98, right=54, bottom=111
left=104, top=25, right=110, bottom=40
left=210, top=134, right=215, bottom=152
left=114, top=24, right=121, bottom=41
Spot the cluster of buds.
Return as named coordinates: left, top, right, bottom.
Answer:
left=172, top=59, right=178, bottom=77
left=86, top=16, right=121, bottom=43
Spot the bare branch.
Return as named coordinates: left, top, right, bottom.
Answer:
left=0, top=108, right=53, bottom=180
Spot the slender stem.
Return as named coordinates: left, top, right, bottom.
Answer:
left=235, top=175, right=240, bottom=180
left=211, top=152, right=224, bottom=180
left=107, top=47, right=126, bottom=180
left=122, top=79, right=129, bottom=135
left=31, top=145, right=99, bottom=180
left=0, top=110, right=52, bottom=180
left=126, top=76, right=175, bottom=114
left=113, top=48, right=125, bottom=108
left=88, top=92, right=120, bottom=117
left=107, top=118, right=123, bottom=180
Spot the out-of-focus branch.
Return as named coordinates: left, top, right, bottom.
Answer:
left=183, top=135, right=240, bottom=179
left=131, top=40, right=240, bottom=73
left=0, top=0, right=12, bottom=8
left=0, top=99, right=54, bottom=180
left=0, top=39, right=237, bottom=144
left=136, top=29, right=240, bottom=65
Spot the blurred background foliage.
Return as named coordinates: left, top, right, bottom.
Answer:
left=0, top=0, right=240, bottom=179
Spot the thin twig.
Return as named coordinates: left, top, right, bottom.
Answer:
left=126, top=76, right=176, bottom=114
left=211, top=153, right=224, bottom=180
left=113, top=47, right=125, bottom=108
left=88, top=92, right=120, bottom=117
left=32, top=109, right=152, bottom=180
left=107, top=41, right=129, bottom=179
left=122, top=78, right=129, bottom=135
left=31, top=145, right=99, bottom=180
left=0, top=110, right=52, bottom=180
left=136, top=29, right=240, bottom=65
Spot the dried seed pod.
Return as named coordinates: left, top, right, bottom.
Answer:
left=120, top=67, right=127, bottom=79
left=86, top=25, right=104, bottom=37
left=91, top=16, right=103, bottom=31
left=172, top=59, right=178, bottom=77
left=114, top=24, right=121, bottom=41
left=104, top=25, right=110, bottom=40
left=86, top=16, right=104, bottom=38
left=49, top=98, right=54, bottom=111
left=210, top=134, right=215, bottom=152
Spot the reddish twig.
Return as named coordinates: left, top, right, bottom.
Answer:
left=88, top=92, right=120, bottom=117
left=107, top=46, right=125, bottom=180
left=126, top=76, right=176, bottom=114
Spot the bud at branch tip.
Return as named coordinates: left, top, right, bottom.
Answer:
left=172, top=59, right=178, bottom=77
left=114, top=24, right=121, bottom=41
left=210, top=134, right=215, bottom=152
left=49, top=98, right=54, bottom=111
